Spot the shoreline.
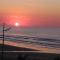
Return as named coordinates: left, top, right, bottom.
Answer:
left=0, top=40, right=60, bottom=54
left=0, top=40, right=60, bottom=60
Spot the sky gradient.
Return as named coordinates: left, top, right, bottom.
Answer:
left=0, top=0, right=60, bottom=27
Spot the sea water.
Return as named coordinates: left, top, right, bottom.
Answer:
left=0, top=27, right=60, bottom=48
left=8, top=27, right=60, bottom=39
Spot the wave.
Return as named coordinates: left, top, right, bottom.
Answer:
left=0, top=34, right=60, bottom=48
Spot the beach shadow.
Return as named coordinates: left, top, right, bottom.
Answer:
left=17, top=54, right=27, bottom=60
left=54, top=57, right=60, bottom=60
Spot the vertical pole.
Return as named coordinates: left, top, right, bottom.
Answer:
left=1, top=24, right=5, bottom=60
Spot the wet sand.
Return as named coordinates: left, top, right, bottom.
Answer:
left=0, top=40, right=60, bottom=54
left=0, top=45, right=60, bottom=60
left=0, top=40, right=60, bottom=60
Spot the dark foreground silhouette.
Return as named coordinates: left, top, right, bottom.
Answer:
left=17, top=55, right=60, bottom=60
left=17, top=55, right=27, bottom=60
left=54, top=57, right=60, bottom=60
left=0, top=44, right=60, bottom=60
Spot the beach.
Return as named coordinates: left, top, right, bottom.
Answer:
left=0, top=33, right=60, bottom=60
left=0, top=28, right=60, bottom=60
left=0, top=43, right=60, bottom=60
left=0, top=40, right=60, bottom=54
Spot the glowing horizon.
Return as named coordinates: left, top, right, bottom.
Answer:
left=0, top=0, right=60, bottom=27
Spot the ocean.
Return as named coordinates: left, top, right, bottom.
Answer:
left=0, top=27, right=60, bottom=49
left=8, top=27, right=60, bottom=39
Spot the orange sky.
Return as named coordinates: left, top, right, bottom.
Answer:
left=0, top=0, right=60, bottom=27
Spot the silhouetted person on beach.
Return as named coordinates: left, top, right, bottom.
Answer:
left=17, top=54, right=27, bottom=60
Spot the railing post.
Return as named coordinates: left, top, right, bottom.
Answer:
left=1, top=23, right=5, bottom=60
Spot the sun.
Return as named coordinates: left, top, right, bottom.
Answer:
left=15, top=22, right=19, bottom=26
